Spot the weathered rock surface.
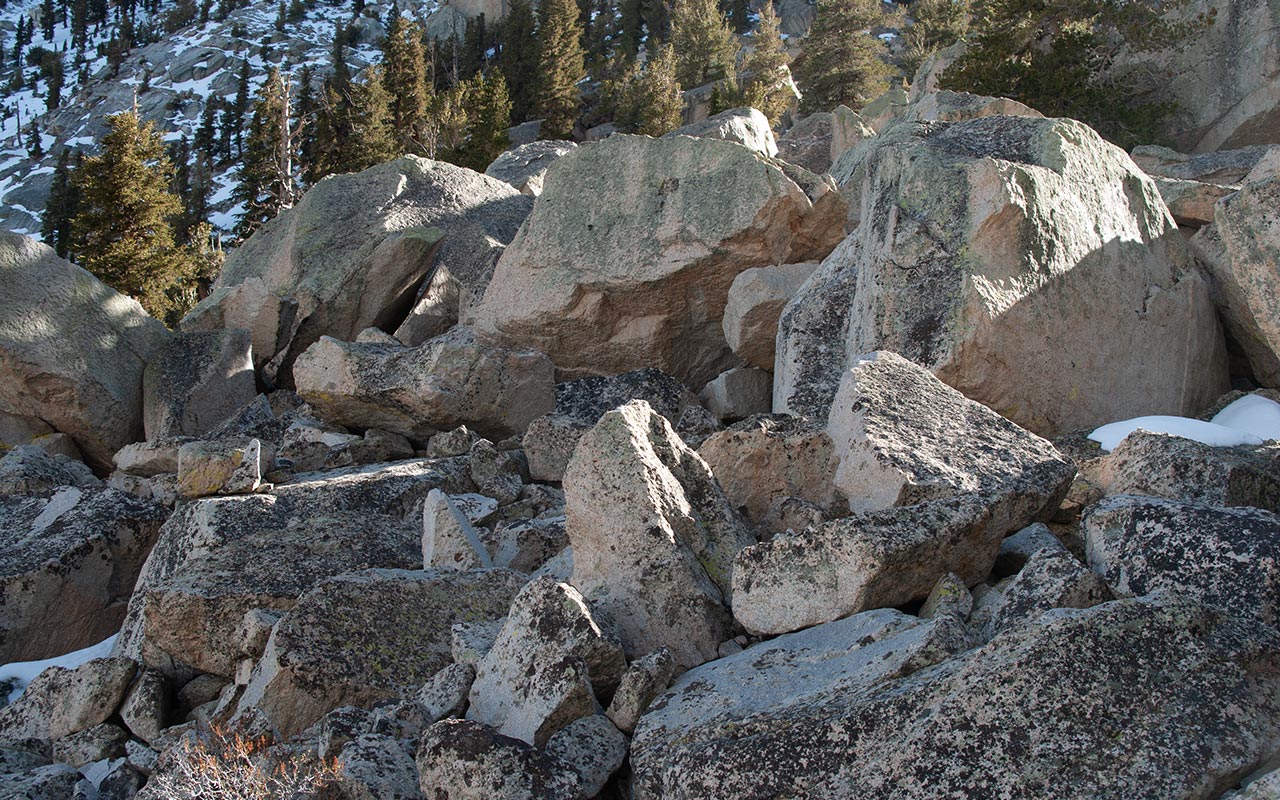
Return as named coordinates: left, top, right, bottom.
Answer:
left=1131, top=143, right=1278, bottom=185
left=696, top=414, right=843, bottom=534
left=667, top=107, right=779, bottom=158
left=564, top=401, right=754, bottom=670
left=336, top=734, right=425, bottom=800
left=544, top=715, right=627, bottom=797
left=485, top=141, right=579, bottom=196
left=1199, top=176, right=1280, bottom=386
left=777, top=116, right=1228, bottom=437
left=182, top=156, right=533, bottom=379
left=0, top=445, right=100, bottom=497
left=699, top=367, right=772, bottom=421
left=294, top=327, right=555, bottom=443
left=0, top=657, right=137, bottom=743
left=1084, top=495, right=1280, bottom=625
left=175, top=437, right=265, bottom=498
left=1097, top=430, right=1280, bottom=510
left=0, top=487, right=166, bottom=662
left=467, top=578, right=626, bottom=746
left=143, top=329, right=257, bottom=440
left=237, top=568, right=524, bottom=738
left=605, top=648, right=675, bottom=735
left=975, top=548, right=1112, bottom=636
left=474, top=134, right=839, bottom=387
left=776, top=112, right=836, bottom=173
left=415, top=719, right=581, bottom=800
left=0, top=232, right=171, bottom=471
left=631, top=597, right=1280, bottom=800
left=722, top=262, right=817, bottom=371
left=901, top=90, right=1044, bottom=124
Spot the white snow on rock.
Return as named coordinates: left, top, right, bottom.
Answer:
left=1089, top=416, right=1265, bottom=452
left=1210, top=394, right=1280, bottom=442
left=0, top=633, right=118, bottom=703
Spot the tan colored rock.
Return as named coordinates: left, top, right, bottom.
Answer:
left=294, top=327, right=555, bottom=442
left=830, top=105, right=876, bottom=162
left=0, top=657, right=137, bottom=743
left=722, top=262, right=817, bottom=370
left=902, top=90, right=1043, bottom=124
left=697, top=414, right=843, bottom=534
left=667, top=107, right=779, bottom=158
left=175, top=438, right=264, bottom=498
left=778, top=116, right=1228, bottom=437
left=181, top=157, right=532, bottom=380
left=564, top=401, right=754, bottom=670
left=473, top=134, right=837, bottom=387
left=0, top=232, right=170, bottom=472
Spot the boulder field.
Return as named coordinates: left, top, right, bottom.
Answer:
left=5, top=93, right=1280, bottom=799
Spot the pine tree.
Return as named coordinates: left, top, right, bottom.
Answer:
left=451, top=69, right=510, bottom=170
left=616, top=43, right=682, bottom=135
left=71, top=0, right=87, bottom=50
left=741, top=1, right=790, bottom=124
left=71, top=111, right=196, bottom=322
left=498, top=0, right=538, bottom=124
left=27, top=120, right=43, bottom=158
left=668, top=0, right=737, bottom=89
left=40, top=0, right=55, bottom=41
left=381, top=10, right=429, bottom=152
left=42, top=147, right=79, bottom=258
left=235, top=69, right=297, bottom=240
left=231, top=59, right=251, bottom=155
left=535, top=0, right=585, bottom=139
left=460, top=12, right=487, bottom=80
left=726, top=0, right=749, bottom=34
left=617, top=0, right=643, bottom=59
left=792, top=0, right=891, bottom=113
left=901, top=0, right=968, bottom=78
left=43, top=50, right=64, bottom=109
left=315, top=64, right=396, bottom=176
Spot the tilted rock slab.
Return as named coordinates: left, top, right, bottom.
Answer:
left=416, top=719, right=582, bottom=800
left=485, top=140, right=578, bottom=196
left=474, top=134, right=842, bottom=387
left=237, top=568, right=525, bottom=739
left=1084, top=495, right=1280, bottom=626
left=563, top=401, right=754, bottom=671
left=731, top=353, right=1075, bottom=634
left=0, top=231, right=171, bottom=471
left=721, top=262, right=817, bottom=371
left=467, top=577, right=627, bottom=746
left=632, top=597, right=1280, bottom=800
left=0, top=657, right=137, bottom=743
left=143, top=329, right=257, bottom=440
left=777, top=116, right=1227, bottom=437
left=0, top=487, right=167, bottom=662
left=294, top=326, right=555, bottom=442
left=181, top=156, right=533, bottom=381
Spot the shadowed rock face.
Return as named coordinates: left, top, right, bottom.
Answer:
left=0, top=232, right=171, bottom=472
left=781, top=116, right=1228, bottom=438
left=181, top=156, right=533, bottom=384
left=473, top=134, right=843, bottom=388
left=632, top=597, right=1280, bottom=800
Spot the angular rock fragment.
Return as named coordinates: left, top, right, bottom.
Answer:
left=143, top=329, right=257, bottom=440
left=721, top=262, right=817, bottom=370
left=416, top=719, right=581, bottom=800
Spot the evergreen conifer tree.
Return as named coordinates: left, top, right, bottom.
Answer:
left=498, top=0, right=538, bottom=124
left=741, top=1, right=790, bottom=123
left=40, top=0, right=55, bottom=41
left=535, top=0, right=586, bottom=139
left=381, top=10, right=429, bottom=152
left=71, top=111, right=196, bottom=321
left=235, top=68, right=296, bottom=239
left=452, top=69, right=510, bottom=170
left=668, top=0, right=737, bottom=88
left=792, top=0, right=890, bottom=113
left=616, top=43, right=682, bottom=135
left=42, top=147, right=79, bottom=258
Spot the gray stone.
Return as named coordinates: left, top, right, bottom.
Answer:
left=918, top=572, right=973, bottom=620
left=721, top=262, right=817, bottom=370
left=52, top=722, right=129, bottom=768
left=698, top=367, right=772, bottom=422
left=0, top=232, right=171, bottom=471
left=336, top=734, right=425, bottom=800
left=182, top=157, right=533, bottom=380
left=993, top=522, right=1066, bottom=576
left=119, top=669, right=169, bottom=745
left=474, top=134, right=841, bottom=387
left=900, top=90, right=1043, bottom=124
left=631, top=597, right=1280, bottom=799
left=0, top=445, right=100, bottom=497
left=978, top=548, right=1111, bottom=635
left=778, top=117, right=1228, bottom=438
left=483, top=515, right=569, bottom=573
left=415, top=719, right=580, bottom=800
left=544, top=715, right=627, bottom=798
left=1084, top=495, right=1280, bottom=626
left=605, top=649, right=674, bottom=735
left=1097, top=430, right=1280, bottom=511
left=452, top=619, right=505, bottom=667
left=0, top=658, right=136, bottom=743
left=485, top=140, right=578, bottom=196
left=423, top=489, right=494, bottom=570
left=0, top=765, right=82, bottom=799
left=143, top=329, right=257, bottom=440
left=111, top=441, right=185, bottom=478
left=235, top=568, right=525, bottom=738
left=776, top=112, right=835, bottom=174
left=1131, top=144, right=1279, bottom=186
left=467, top=578, right=626, bottom=746
left=564, top=401, right=754, bottom=670
left=0, top=488, right=166, bottom=662
left=696, top=414, right=843, bottom=535
left=1152, top=175, right=1238, bottom=227
left=667, top=107, right=779, bottom=158
left=416, top=663, right=476, bottom=722
left=469, top=439, right=526, bottom=503
left=293, top=327, right=556, bottom=443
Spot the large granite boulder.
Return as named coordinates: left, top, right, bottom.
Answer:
left=0, top=487, right=167, bottom=662
left=142, top=329, right=257, bottom=440
left=0, top=657, right=137, bottom=743
left=0, top=232, right=171, bottom=471
left=0, top=444, right=99, bottom=497
left=293, top=327, right=556, bottom=443
left=631, top=597, right=1280, bottom=799
left=563, top=401, right=754, bottom=670
left=667, top=107, right=779, bottom=158
left=777, top=116, right=1228, bottom=437
left=721, top=262, right=817, bottom=371
left=1084, top=495, right=1280, bottom=626
left=236, top=568, right=525, bottom=738
left=485, top=141, right=578, bottom=196
left=473, top=134, right=841, bottom=387
left=181, top=157, right=532, bottom=382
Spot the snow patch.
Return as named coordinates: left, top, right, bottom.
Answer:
left=0, top=633, right=119, bottom=704
left=1210, top=394, right=1280, bottom=442
left=1089, top=415, right=1266, bottom=452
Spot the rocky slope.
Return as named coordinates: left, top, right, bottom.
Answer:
left=2, top=88, right=1280, bottom=799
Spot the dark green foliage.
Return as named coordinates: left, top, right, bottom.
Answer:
left=740, top=1, right=790, bottom=124
left=669, top=0, right=737, bottom=88
left=792, top=0, right=891, bottom=113
left=42, top=147, right=79, bottom=258
left=900, top=0, right=968, bottom=77
left=536, top=0, right=586, bottom=138
left=40, top=0, right=54, bottom=41
left=235, top=69, right=297, bottom=240
left=311, top=64, right=397, bottom=179
left=612, top=43, right=683, bottom=135
left=381, top=11, right=430, bottom=152
left=498, top=0, right=538, bottom=123
left=941, top=0, right=1193, bottom=147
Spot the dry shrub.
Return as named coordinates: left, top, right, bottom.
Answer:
left=148, top=724, right=339, bottom=800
